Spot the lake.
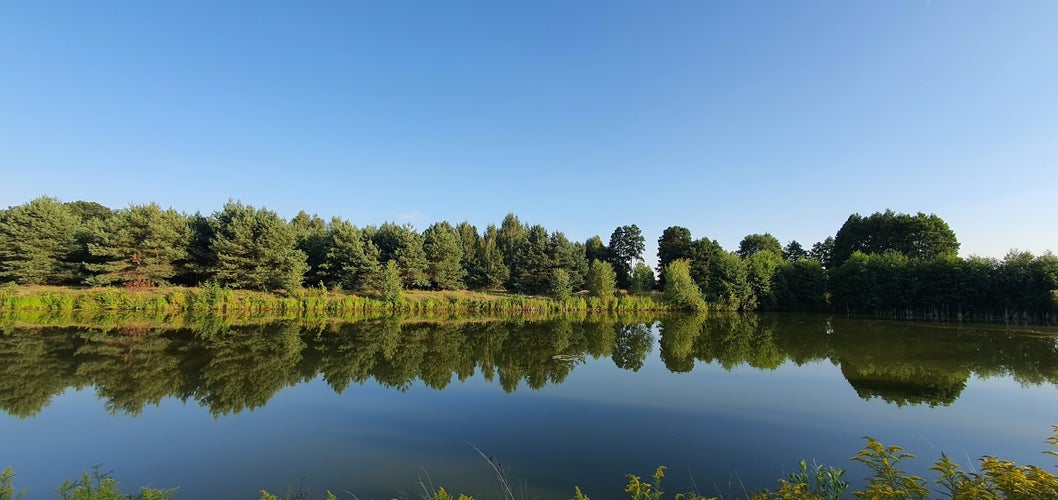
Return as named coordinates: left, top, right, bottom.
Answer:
left=1, top=313, right=1056, bottom=499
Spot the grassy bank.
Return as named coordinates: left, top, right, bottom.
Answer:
left=0, top=284, right=670, bottom=316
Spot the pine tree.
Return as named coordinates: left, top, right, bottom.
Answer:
left=423, top=221, right=466, bottom=290
left=85, top=203, right=190, bottom=287
left=320, top=217, right=380, bottom=291
left=0, top=196, right=82, bottom=285
left=474, top=225, right=509, bottom=290
left=373, top=223, right=430, bottom=289
left=210, top=200, right=308, bottom=292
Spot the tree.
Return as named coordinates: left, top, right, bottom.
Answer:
left=771, top=258, right=827, bottom=311
left=455, top=221, right=482, bottom=288
left=584, top=235, right=608, bottom=264
left=628, top=262, right=656, bottom=294
left=373, top=223, right=429, bottom=289
left=497, top=213, right=527, bottom=268
left=607, top=224, right=645, bottom=289
left=657, top=226, right=693, bottom=286
left=810, top=236, right=835, bottom=270
left=744, top=250, right=783, bottom=310
left=782, top=240, right=808, bottom=262
left=290, top=211, right=328, bottom=285
left=422, top=221, right=466, bottom=290
left=179, top=212, right=217, bottom=286
left=472, top=225, right=509, bottom=290
left=378, top=260, right=404, bottom=303
left=210, top=200, right=308, bottom=292
left=737, top=233, right=782, bottom=259
left=0, top=196, right=82, bottom=285
left=662, top=259, right=705, bottom=311
left=548, top=231, right=588, bottom=292
left=66, top=200, right=115, bottom=283
left=320, top=217, right=380, bottom=291
left=831, top=210, right=959, bottom=265
left=585, top=259, right=617, bottom=302
left=688, top=237, right=723, bottom=295
left=708, top=251, right=752, bottom=310
left=84, top=203, right=190, bottom=287
left=548, top=268, right=572, bottom=302
left=509, top=225, right=552, bottom=294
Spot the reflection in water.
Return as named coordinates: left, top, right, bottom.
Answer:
left=1, top=314, right=1057, bottom=417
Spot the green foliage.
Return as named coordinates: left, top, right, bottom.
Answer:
left=584, top=235, right=608, bottom=264
left=744, top=250, right=783, bottom=310
left=782, top=460, right=848, bottom=500
left=832, top=210, right=959, bottom=266
left=508, top=225, right=553, bottom=295
left=373, top=223, right=430, bottom=289
left=549, top=232, right=589, bottom=292
left=0, top=467, right=26, bottom=500
left=657, top=226, right=693, bottom=282
left=629, top=262, right=656, bottom=294
left=56, top=467, right=175, bottom=500
left=319, top=217, right=380, bottom=292
left=850, top=437, right=928, bottom=499
left=737, top=233, right=782, bottom=259
left=423, top=221, right=467, bottom=290
left=378, top=260, right=404, bottom=304
left=290, top=211, right=329, bottom=286
left=625, top=466, right=667, bottom=500
left=585, top=260, right=617, bottom=303
left=85, top=203, right=191, bottom=287
left=809, top=237, right=835, bottom=270
left=782, top=240, right=808, bottom=262
left=471, top=225, right=510, bottom=290
left=210, top=200, right=309, bottom=293
left=662, top=259, right=705, bottom=311
left=432, top=487, right=473, bottom=500
left=549, top=268, right=573, bottom=302
left=0, top=196, right=83, bottom=285
left=607, top=225, right=645, bottom=289
left=706, top=252, right=752, bottom=311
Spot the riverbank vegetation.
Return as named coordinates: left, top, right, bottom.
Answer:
left=3, top=427, right=1056, bottom=499
left=1, top=197, right=1055, bottom=321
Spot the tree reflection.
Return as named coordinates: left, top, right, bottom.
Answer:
left=0, top=313, right=1056, bottom=417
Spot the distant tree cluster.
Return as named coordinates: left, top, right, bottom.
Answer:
left=1, top=197, right=1054, bottom=321
left=0, top=197, right=647, bottom=302
left=655, top=211, right=1057, bottom=321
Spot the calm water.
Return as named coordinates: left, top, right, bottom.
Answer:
left=1, top=313, right=1057, bottom=499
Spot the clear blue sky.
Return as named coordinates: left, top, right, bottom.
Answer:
left=3, top=1, right=1055, bottom=261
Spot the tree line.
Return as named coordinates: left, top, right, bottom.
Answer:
left=0, top=197, right=1055, bottom=321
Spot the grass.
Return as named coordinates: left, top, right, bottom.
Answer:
left=0, top=284, right=673, bottom=316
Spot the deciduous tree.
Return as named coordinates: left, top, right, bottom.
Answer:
left=607, top=224, right=645, bottom=289
left=585, top=259, right=617, bottom=302
left=737, top=233, right=782, bottom=259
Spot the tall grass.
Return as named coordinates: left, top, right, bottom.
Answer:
left=0, top=285, right=676, bottom=316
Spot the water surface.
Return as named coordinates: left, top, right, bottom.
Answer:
left=1, top=314, right=1056, bottom=498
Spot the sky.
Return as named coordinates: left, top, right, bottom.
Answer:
left=2, top=1, right=1056, bottom=262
